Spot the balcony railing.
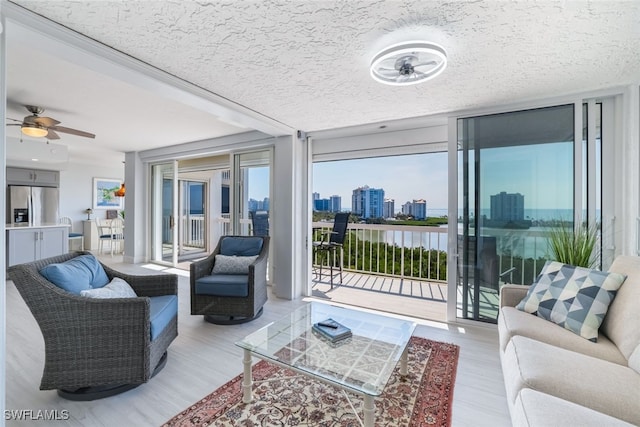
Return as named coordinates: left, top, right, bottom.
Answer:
left=312, top=222, right=448, bottom=283
left=311, top=222, right=561, bottom=288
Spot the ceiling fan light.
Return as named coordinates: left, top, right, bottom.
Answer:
left=370, top=41, right=448, bottom=86
left=21, top=125, right=48, bottom=138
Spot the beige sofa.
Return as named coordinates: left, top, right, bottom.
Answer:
left=498, top=255, right=640, bottom=426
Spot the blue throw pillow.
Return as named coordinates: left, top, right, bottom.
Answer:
left=220, top=237, right=263, bottom=256
left=40, top=254, right=110, bottom=295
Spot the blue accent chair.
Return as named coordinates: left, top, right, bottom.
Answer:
left=190, top=235, right=270, bottom=324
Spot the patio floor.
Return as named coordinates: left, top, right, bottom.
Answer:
left=311, top=270, right=448, bottom=322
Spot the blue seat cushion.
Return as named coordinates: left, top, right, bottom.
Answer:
left=220, top=237, right=263, bottom=257
left=40, top=254, right=109, bottom=294
left=69, top=232, right=83, bottom=238
left=149, top=295, right=178, bottom=341
left=195, top=274, right=249, bottom=297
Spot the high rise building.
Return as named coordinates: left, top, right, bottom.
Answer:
left=401, top=201, right=413, bottom=216
left=383, top=198, right=395, bottom=218
left=400, top=199, right=427, bottom=219
left=352, top=185, right=385, bottom=219
left=329, top=195, right=341, bottom=213
left=314, top=198, right=330, bottom=211
left=412, top=199, right=427, bottom=219
left=490, top=191, right=524, bottom=221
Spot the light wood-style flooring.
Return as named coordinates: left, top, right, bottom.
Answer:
left=5, top=255, right=511, bottom=426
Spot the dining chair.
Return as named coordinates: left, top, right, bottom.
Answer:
left=97, top=218, right=125, bottom=256
left=59, top=216, right=84, bottom=251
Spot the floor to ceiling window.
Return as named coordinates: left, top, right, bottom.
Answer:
left=456, top=103, right=606, bottom=323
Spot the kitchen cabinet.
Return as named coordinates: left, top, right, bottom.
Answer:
left=6, top=226, right=69, bottom=266
left=7, top=167, right=59, bottom=187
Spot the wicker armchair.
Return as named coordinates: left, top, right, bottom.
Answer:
left=190, top=236, right=269, bottom=324
left=8, top=251, right=178, bottom=400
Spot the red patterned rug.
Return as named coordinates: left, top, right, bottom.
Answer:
left=163, top=337, right=459, bottom=427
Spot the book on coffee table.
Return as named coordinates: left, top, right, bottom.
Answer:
left=312, top=318, right=352, bottom=343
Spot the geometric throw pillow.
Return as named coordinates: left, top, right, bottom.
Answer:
left=211, top=254, right=258, bottom=275
left=80, top=277, right=138, bottom=299
left=516, top=261, right=626, bottom=342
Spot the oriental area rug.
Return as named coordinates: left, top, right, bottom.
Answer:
left=163, top=337, right=459, bottom=427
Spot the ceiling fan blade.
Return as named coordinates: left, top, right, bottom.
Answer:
left=34, top=116, right=61, bottom=127
left=7, top=117, right=23, bottom=123
left=46, top=130, right=61, bottom=140
left=50, top=125, right=95, bottom=139
left=6, top=123, right=21, bottom=127
left=414, top=61, right=437, bottom=68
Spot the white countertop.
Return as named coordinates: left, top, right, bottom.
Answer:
left=5, top=223, right=70, bottom=230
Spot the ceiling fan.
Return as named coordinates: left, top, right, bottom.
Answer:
left=370, top=41, right=448, bottom=86
left=6, top=105, right=95, bottom=140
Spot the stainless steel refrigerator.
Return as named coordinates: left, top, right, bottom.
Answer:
left=7, top=185, right=59, bottom=225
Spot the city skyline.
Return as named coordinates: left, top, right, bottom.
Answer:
left=313, top=152, right=448, bottom=212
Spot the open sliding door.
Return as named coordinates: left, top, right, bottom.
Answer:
left=232, top=150, right=272, bottom=236
left=454, top=102, right=609, bottom=323
left=151, top=161, right=178, bottom=266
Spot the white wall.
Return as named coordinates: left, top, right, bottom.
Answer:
left=58, top=161, right=124, bottom=233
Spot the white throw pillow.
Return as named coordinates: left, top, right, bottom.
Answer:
left=211, top=254, right=258, bottom=275
left=80, top=277, right=137, bottom=299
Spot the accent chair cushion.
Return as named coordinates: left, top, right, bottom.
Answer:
left=149, top=295, right=178, bottom=341
left=220, top=237, right=263, bottom=256
left=516, top=261, right=626, bottom=342
left=39, top=254, right=110, bottom=295
left=80, top=277, right=137, bottom=299
left=195, top=274, right=249, bottom=297
left=211, top=254, right=258, bottom=275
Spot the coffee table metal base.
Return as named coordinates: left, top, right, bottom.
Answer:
left=241, top=346, right=410, bottom=427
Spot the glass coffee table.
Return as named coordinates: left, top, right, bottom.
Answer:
left=236, top=302, right=416, bottom=427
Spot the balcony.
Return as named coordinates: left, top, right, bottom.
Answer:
left=311, top=221, right=448, bottom=321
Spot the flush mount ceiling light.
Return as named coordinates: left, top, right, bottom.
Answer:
left=370, top=41, right=447, bottom=86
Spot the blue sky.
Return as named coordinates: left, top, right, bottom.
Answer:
left=313, top=152, right=448, bottom=212
left=248, top=143, right=574, bottom=214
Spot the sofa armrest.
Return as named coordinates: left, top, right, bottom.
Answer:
left=500, top=284, right=529, bottom=308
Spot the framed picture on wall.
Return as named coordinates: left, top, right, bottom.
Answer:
left=93, top=178, right=124, bottom=210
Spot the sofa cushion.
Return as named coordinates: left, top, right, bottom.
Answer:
left=498, top=306, right=627, bottom=364
left=502, top=336, right=640, bottom=425
left=211, top=254, right=258, bottom=275
left=80, top=277, right=137, bottom=299
left=629, top=344, right=640, bottom=375
left=149, top=295, right=178, bottom=341
left=39, top=254, right=110, bottom=295
left=602, top=256, right=640, bottom=360
left=220, top=237, right=263, bottom=256
left=195, top=274, right=249, bottom=297
left=513, top=389, right=635, bottom=427
left=516, top=261, right=626, bottom=341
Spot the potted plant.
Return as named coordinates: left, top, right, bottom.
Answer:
left=547, top=220, right=600, bottom=268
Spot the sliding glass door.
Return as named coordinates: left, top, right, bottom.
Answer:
left=151, top=161, right=178, bottom=265
left=457, top=105, right=576, bottom=322
left=232, top=150, right=272, bottom=236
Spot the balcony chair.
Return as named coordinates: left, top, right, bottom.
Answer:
left=7, top=251, right=178, bottom=401
left=313, top=212, right=351, bottom=288
left=250, top=210, right=269, bottom=236
left=59, top=216, right=84, bottom=251
left=190, top=235, right=269, bottom=324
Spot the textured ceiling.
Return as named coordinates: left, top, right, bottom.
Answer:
left=7, top=0, right=640, bottom=143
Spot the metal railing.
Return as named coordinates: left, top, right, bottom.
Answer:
left=312, top=222, right=448, bottom=283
